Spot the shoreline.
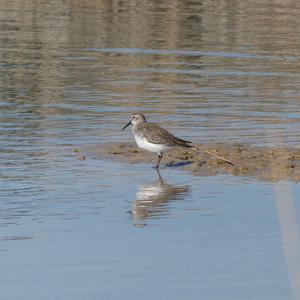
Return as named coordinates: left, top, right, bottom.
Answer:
left=75, top=142, right=300, bottom=182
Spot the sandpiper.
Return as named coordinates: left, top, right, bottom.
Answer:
left=122, top=113, right=192, bottom=168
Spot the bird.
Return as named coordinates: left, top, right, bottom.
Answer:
left=122, top=113, right=192, bottom=168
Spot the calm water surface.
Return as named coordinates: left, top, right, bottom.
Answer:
left=1, top=0, right=300, bottom=299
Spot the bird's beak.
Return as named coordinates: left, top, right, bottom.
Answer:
left=122, top=120, right=132, bottom=131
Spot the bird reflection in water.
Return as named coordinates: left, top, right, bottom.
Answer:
left=132, top=170, right=189, bottom=223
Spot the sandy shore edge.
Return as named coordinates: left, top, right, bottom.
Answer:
left=74, top=142, right=300, bottom=182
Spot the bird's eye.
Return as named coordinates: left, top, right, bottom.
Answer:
left=132, top=116, right=135, bottom=119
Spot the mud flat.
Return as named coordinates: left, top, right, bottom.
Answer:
left=75, top=143, right=300, bottom=182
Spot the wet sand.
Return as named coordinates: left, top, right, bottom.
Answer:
left=76, top=143, right=300, bottom=182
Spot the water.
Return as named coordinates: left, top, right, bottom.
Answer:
left=1, top=0, right=300, bottom=299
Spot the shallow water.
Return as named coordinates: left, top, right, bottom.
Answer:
left=1, top=0, right=300, bottom=299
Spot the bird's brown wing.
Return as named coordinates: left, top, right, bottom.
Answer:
left=141, top=123, right=192, bottom=147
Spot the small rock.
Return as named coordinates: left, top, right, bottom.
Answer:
left=75, top=154, right=86, bottom=161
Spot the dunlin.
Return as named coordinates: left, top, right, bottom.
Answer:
left=122, top=113, right=192, bottom=168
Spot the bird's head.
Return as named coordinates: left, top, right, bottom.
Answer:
left=122, top=113, right=146, bottom=130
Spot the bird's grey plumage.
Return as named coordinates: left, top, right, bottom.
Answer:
left=134, top=123, right=192, bottom=148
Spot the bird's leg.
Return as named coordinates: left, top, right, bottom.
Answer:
left=154, top=153, right=163, bottom=169
left=155, top=168, right=163, bottom=181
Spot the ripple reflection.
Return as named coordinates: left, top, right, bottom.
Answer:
left=132, top=170, right=189, bottom=222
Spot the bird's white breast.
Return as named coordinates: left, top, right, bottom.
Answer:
left=134, top=134, right=170, bottom=154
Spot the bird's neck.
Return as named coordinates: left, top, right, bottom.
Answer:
left=132, top=121, right=146, bottom=132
